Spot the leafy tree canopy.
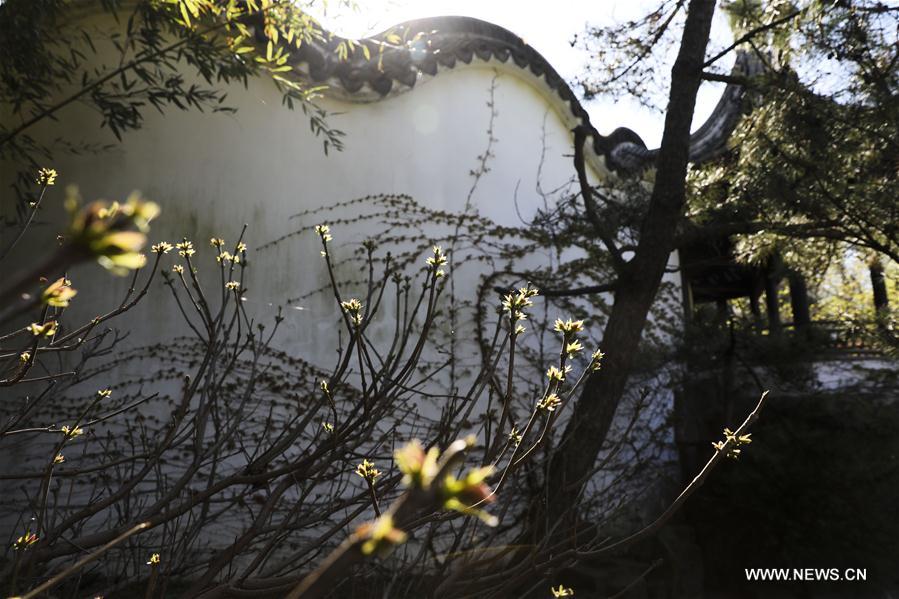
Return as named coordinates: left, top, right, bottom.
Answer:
left=0, top=0, right=348, bottom=206
left=577, top=0, right=897, bottom=333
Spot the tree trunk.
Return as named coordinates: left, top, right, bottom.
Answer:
left=541, top=0, right=719, bottom=530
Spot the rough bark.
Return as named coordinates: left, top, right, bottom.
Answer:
left=543, top=0, right=719, bottom=529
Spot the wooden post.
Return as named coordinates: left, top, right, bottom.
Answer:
left=750, top=271, right=765, bottom=331
left=680, top=265, right=695, bottom=324
left=788, top=271, right=811, bottom=333
left=870, top=260, right=889, bottom=312
left=764, top=256, right=783, bottom=335
left=716, top=298, right=729, bottom=326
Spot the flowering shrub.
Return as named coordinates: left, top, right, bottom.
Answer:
left=1, top=181, right=618, bottom=597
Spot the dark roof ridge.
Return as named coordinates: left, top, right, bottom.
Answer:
left=277, top=14, right=759, bottom=173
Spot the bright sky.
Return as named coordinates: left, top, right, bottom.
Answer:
left=313, top=0, right=736, bottom=147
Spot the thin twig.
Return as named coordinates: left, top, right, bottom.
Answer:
left=19, top=522, right=151, bottom=599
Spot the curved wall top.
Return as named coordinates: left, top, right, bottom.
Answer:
left=270, top=13, right=759, bottom=172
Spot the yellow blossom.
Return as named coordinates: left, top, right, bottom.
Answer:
left=341, top=298, right=364, bottom=325
left=553, top=318, right=584, bottom=335
left=176, top=240, right=195, bottom=257
left=355, top=459, right=381, bottom=482
left=60, top=425, right=84, bottom=438
left=713, top=427, right=752, bottom=459
left=426, top=245, right=447, bottom=268
left=537, top=393, right=562, bottom=412
left=151, top=241, right=173, bottom=254
left=501, top=286, right=538, bottom=321
left=28, top=321, right=57, bottom=337
left=341, top=298, right=363, bottom=312
left=395, top=440, right=440, bottom=489
left=53, top=454, right=65, bottom=464
left=394, top=438, right=498, bottom=526
left=359, top=514, right=407, bottom=556
left=36, top=167, right=58, bottom=186
left=147, top=553, right=161, bottom=566
left=67, top=193, right=158, bottom=274
left=96, top=202, right=119, bottom=219
left=314, top=224, right=333, bottom=242
left=508, top=426, right=522, bottom=446
left=546, top=365, right=572, bottom=382
left=565, top=339, right=584, bottom=356
left=441, top=465, right=498, bottom=526
left=551, top=585, right=574, bottom=597
left=13, top=531, right=38, bottom=550
left=41, top=277, right=77, bottom=307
